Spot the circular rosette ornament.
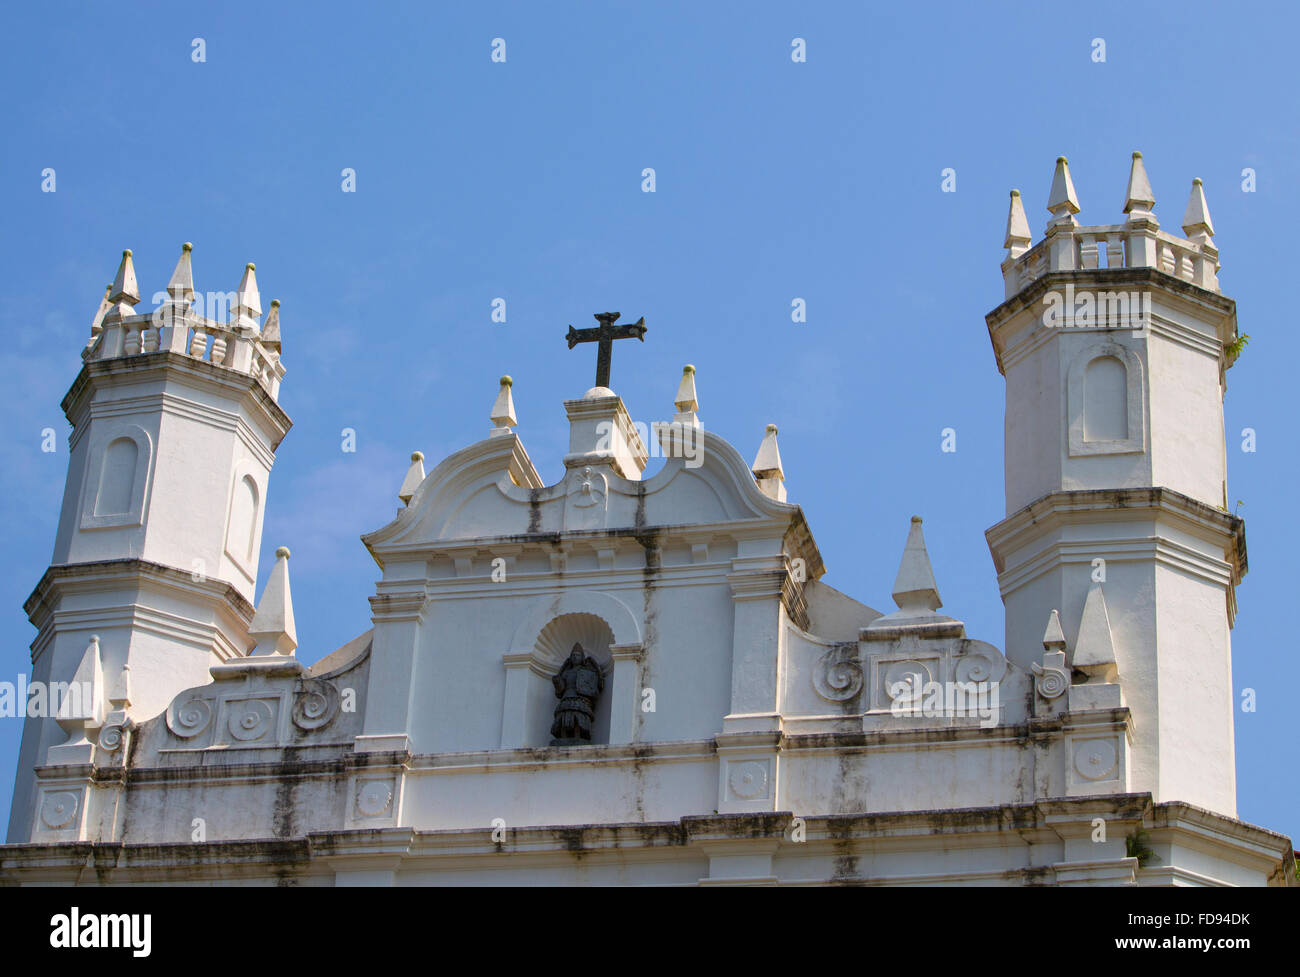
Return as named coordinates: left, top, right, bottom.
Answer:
left=953, top=640, right=1008, bottom=686
left=227, top=699, right=275, bottom=742
left=727, top=761, right=769, bottom=800
left=97, top=723, right=127, bottom=752
left=1031, top=661, right=1069, bottom=699
left=883, top=660, right=931, bottom=706
left=813, top=645, right=864, bottom=702
left=292, top=679, right=341, bottom=732
left=40, top=791, right=79, bottom=830
left=166, top=696, right=213, bottom=739
left=355, top=780, right=393, bottom=818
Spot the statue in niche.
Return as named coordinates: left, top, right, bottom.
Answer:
left=550, top=643, right=605, bottom=745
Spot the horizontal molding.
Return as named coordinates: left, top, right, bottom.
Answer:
left=987, top=487, right=1245, bottom=578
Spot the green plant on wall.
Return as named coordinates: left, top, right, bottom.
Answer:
left=1226, top=333, right=1251, bottom=362
left=1126, top=829, right=1156, bottom=867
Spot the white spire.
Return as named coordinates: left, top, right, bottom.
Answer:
left=261, top=299, right=282, bottom=352
left=167, top=242, right=196, bottom=303
left=751, top=423, right=786, bottom=501
left=88, top=283, right=112, bottom=341
left=55, top=635, right=105, bottom=727
left=674, top=364, right=699, bottom=414
left=1123, top=152, right=1156, bottom=221
left=1004, top=190, right=1032, bottom=257
left=1042, top=608, right=1066, bottom=651
left=249, top=547, right=297, bottom=657
left=751, top=423, right=783, bottom=476
left=890, top=516, right=941, bottom=614
left=232, top=262, right=262, bottom=330
left=1074, top=581, right=1118, bottom=680
left=111, top=661, right=132, bottom=711
left=45, top=634, right=108, bottom=764
left=490, top=375, right=517, bottom=437
left=105, top=249, right=140, bottom=319
left=399, top=451, right=425, bottom=505
left=1046, top=156, right=1080, bottom=228
left=1182, top=178, right=1215, bottom=243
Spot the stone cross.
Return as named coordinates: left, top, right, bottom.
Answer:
left=565, top=312, right=647, bottom=389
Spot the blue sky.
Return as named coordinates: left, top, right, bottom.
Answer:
left=1, top=2, right=1295, bottom=840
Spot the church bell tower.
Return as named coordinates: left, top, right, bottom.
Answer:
left=985, top=155, right=1245, bottom=816
left=8, top=245, right=291, bottom=842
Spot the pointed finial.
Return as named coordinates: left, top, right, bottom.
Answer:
left=752, top=423, right=783, bottom=476
left=490, top=375, right=517, bottom=437
left=674, top=364, right=699, bottom=413
left=106, top=249, right=140, bottom=314
left=890, top=515, right=941, bottom=614
left=1182, top=178, right=1215, bottom=242
left=751, top=424, right=786, bottom=502
left=1074, top=581, right=1118, bottom=679
left=1046, top=156, right=1080, bottom=227
left=1004, top=190, right=1032, bottom=257
left=1042, top=608, right=1067, bottom=651
left=112, top=660, right=133, bottom=711
left=166, top=242, right=196, bottom=303
left=261, top=299, right=281, bottom=352
left=55, top=635, right=105, bottom=726
left=1123, top=152, right=1156, bottom=221
left=249, top=546, right=297, bottom=657
left=232, top=262, right=262, bottom=329
left=399, top=451, right=425, bottom=505
left=89, top=284, right=112, bottom=339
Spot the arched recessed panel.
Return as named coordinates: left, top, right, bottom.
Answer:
left=528, top=613, right=615, bottom=747
left=501, top=592, right=644, bottom=750
left=94, top=437, right=137, bottom=516
left=1067, top=342, right=1145, bottom=456
left=80, top=425, right=152, bottom=530
left=1083, top=356, right=1128, bottom=441
left=228, top=476, right=259, bottom=562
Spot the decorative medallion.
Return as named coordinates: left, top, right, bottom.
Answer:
left=1073, top=739, right=1118, bottom=781
left=40, top=791, right=79, bottom=830
left=813, top=645, right=864, bottom=702
left=166, top=696, right=213, bottom=739
left=227, top=699, right=275, bottom=742
left=356, top=780, right=394, bottom=818
left=728, top=760, right=769, bottom=800
left=292, top=679, right=340, bottom=732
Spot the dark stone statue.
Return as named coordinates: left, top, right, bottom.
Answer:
left=550, top=644, right=605, bottom=745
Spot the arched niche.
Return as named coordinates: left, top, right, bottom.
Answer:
left=1067, top=342, right=1145, bottom=456
left=79, top=424, right=153, bottom=530
left=223, top=462, right=267, bottom=584
left=500, top=590, right=643, bottom=749
left=530, top=613, right=614, bottom=746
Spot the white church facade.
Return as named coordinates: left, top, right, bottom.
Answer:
left=1, top=155, right=1293, bottom=885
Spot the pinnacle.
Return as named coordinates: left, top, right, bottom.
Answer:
left=398, top=451, right=426, bottom=505
left=1123, top=150, right=1156, bottom=220
left=1004, top=189, right=1032, bottom=255
left=490, top=374, right=518, bottom=436
left=751, top=424, right=783, bottom=479
left=167, top=241, right=196, bottom=302
left=108, top=249, right=140, bottom=307
left=674, top=364, right=699, bottom=414
left=1074, top=581, right=1118, bottom=673
left=1182, top=177, right=1215, bottom=240
left=261, top=299, right=282, bottom=351
left=1046, top=156, right=1080, bottom=227
left=249, top=546, right=297, bottom=657
left=1042, top=608, right=1067, bottom=650
left=890, top=516, right=941, bottom=614
left=233, top=261, right=262, bottom=327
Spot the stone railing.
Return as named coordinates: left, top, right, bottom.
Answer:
left=88, top=310, right=285, bottom=401
left=1003, top=222, right=1219, bottom=299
